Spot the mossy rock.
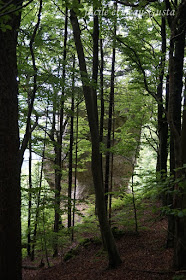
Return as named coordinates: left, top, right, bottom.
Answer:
left=63, top=246, right=80, bottom=262
left=79, top=238, right=92, bottom=247
left=111, top=227, right=125, bottom=239
left=79, top=237, right=102, bottom=247
left=64, top=237, right=102, bottom=262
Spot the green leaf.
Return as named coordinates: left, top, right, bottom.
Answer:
left=178, top=211, right=184, bottom=218
left=4, top=24, right=12, bottom=30
left=0, top=23, right=12, bottom=32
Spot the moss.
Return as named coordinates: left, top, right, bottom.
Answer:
left=64, top=237, right=102, bottom=262
left=79, top=238, right=92, bottom=247
left=79, top=237, right=102, bottom=247
left=111, top=227, right=125, bottom=239
left=63, top=246, right=80, bottom=262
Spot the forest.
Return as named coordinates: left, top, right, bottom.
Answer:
left=0, top=0, right=186, bottom=279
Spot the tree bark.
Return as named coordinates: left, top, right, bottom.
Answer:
left=53, top=7, right=68, bottom=256
left=166, top=0, right=186, bottom=269
left=175, top=80, right=186, bottom=269
left=19, top=0, right=42, bottom=165
left=70, top=6, right=121, bottom=268
left=0, top=1, right=22, bottom=279
left=68, top=55, right=75, bottom=228
left=72, top=83, right=79, bottom=241
left=105, top=4, right=117, bottom=212
left=31, top=111, right=48, bottom=261
left=27, top=128, right=32, bottom=257
left=157, top=17, right=168, bottom=206
left=166, top=74, right=175, bottom=248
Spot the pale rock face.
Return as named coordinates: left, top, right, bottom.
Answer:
left=44, top=154, right=133, bottom=199
left=75, top=155, right=133, bottom=199
left=43, top=113, right=140, bottom=199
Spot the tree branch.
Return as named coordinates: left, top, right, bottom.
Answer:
left=0, top=0, right=34, bottom=18
left=116, top=36, right=158, bottom=100
left=117, top=0, right=158, bottom=7
left=19, top=0, right=43, bottom=166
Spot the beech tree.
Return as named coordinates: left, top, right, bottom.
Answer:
left=104, top=1, right=117, bottom=212
left=70, top=1, right=122, bottom=267
left=116, top=0, right=186, bottom=268
left=0, top=1, right=22, bottom=279
left=166, top=0, right=186, bottom=269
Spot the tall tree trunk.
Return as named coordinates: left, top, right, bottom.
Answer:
left=19, top=0, right=42, bottom=165
left=175, top=79, right=186, bottom=268
left=68, top=55, right=75, bottom=228
left=157, top=16, right=168, bottom=206
left=27, top=128, right=32, bottom=257
left=72, top=88, right=79, bottom=241
left=53, top=7, right=68, bottom=256
left=166, top=74, right=175, bottom=248
left=31, top=110, right=48, bottom=261
left=109, top=110, right=115, bottom=224
left=27, top=1, right=43, bottom=256
left=99, top=37, right=104, bottom=166
left=166, top=0, right=186, bottom=269
left=105, top=5, right=117, bottom=212
left=0, top=2, right=22, bottom=278
left=173, top=17, right=186, bottom=267
left=70, top=5, right=122, bottom=268
left=97, top=36, right=104, bottom=217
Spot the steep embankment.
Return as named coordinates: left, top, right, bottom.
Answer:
left=23, top=199, right=177, bottom=280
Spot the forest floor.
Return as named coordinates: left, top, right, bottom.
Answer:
left=22, top=200, right=181, bottom=280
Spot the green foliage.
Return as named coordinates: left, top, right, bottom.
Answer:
left=0, top=13, right=12, bottom=31
left=111, top=227, right=125, bottom=239
left=64, top=246, right=79, bottom=261
left=17, top=0, right=176, bottom=264
left=63, top=237, right=102, bottom=262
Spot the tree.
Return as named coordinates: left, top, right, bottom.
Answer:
left=27, top=125, right=32, bottom=257
left=105, top=1, right=117, bottom=212
left=166, top=0, right=186, bottom=269
left=70, top=1, right=122, bottom=267
left=156, top=16, right=168, bottom=191
left=68, top=55, right=75, bottom=228
left=0, top=1, right=22, bottom=279
left=53, top=6, right=68, bottom=256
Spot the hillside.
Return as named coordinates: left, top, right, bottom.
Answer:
left=22, top=199, right=178, bottom=280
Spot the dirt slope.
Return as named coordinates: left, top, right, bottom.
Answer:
left=23, top=201, right=175, bottom=280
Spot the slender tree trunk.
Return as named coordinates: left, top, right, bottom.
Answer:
left=53, top=7, right=68, bottom=256
left=131, top=163, right=138, bottom=233
left=70, top=6, right=122, bottom=268
left=173, top=18, right=186, bottom=267
left=174, top=79, right=186, bottom=269
left=104, top=54, right=115, bottom=211
left=0, top=2, right=22, bottom=278
left=72, top=89, right=79, bottom=241
left=68, top=56, right=75, bottom=228
left=42, top=196, right=50, bottom=268
left=166, top=0, right=186, bottom=268
left=96, top=37, right=104, bottom=217
left=166, top=74, right=175, bottom=248
left=157, top=16, right=168, bottom=206
left=19, top=0, right=42, bottom=165
left=27, top=128, right=32, bottom=257
left=31, top=111, right=48, bottom=261
left=99, top=38, right=104, bottom=164
left=109, top=111, right=115, bottom=224
left=105, top=2, right=117, bottom=212
left=27, top=0, right=42, bottom=256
